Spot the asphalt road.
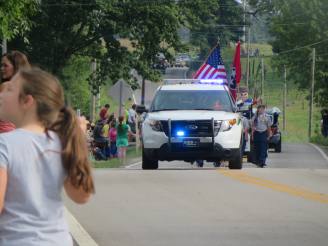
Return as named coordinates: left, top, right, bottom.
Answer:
left=149, top=143, right=328, bottom=170
left=65, top=143, right=328, bottom=246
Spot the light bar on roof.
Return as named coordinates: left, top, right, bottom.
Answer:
left=163, top=79, right=226, bottom=85
left=199, top=79, right=225, bottom=84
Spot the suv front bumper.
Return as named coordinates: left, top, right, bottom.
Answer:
left=143, top=143, right=240, bottom=162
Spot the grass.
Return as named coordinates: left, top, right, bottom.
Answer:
left=92, top=146, right=141, bottom=168
left=311, top=135, right=328, bottom=147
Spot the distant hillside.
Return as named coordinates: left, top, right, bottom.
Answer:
left=250, top=14, right=273, bottom=44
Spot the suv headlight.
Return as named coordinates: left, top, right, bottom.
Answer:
left=220, top=119, right=237, bottom=132
left=148, top=120, right=162, bottom=132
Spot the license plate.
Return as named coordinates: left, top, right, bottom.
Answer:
left=183, top=139, right=199, bottom=148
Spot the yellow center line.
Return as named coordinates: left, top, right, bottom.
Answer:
left=218, top=170, right=328, bottom=204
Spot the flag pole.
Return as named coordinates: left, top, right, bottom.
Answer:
left=193, top=41, right=220, bottom=79
left=237, top=38, right=240, bottom=95
left=204, top=42, right=220, bottom=64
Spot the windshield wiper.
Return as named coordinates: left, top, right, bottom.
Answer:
left=151, top=109, right=181, bottom=112
left=192, top=108, right=215, bottom=111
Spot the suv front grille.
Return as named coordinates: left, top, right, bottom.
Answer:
left=161, top=120, right=220, bottom=137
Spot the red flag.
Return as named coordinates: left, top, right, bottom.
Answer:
left=229, top=42, right=242, bottom=101
left=233, top=41, right=241, bottom=84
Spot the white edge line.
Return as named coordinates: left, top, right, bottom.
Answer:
left=125, top=161, right=142, bottom=168
left=64, top=207, right=99, bottom=246
left=309, top=143, right=328, bottom=163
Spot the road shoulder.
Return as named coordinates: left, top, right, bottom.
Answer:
left=309, top=143, right=328, bottom=164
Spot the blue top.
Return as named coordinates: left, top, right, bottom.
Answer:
left=0, top=129, right=72, bottom=246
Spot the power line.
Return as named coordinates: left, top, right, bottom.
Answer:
left=39, top=1, right=242, bottom=7
left=277, top=38, right=328, bottom=55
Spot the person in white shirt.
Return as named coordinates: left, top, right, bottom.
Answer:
left=0, top=68, right=95, bottom=246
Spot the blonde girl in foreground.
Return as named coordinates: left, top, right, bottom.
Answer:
left=0, top=68, right=95, bottom=246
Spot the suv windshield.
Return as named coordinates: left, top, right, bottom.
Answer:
left=150, top=90, right=234, bottom=112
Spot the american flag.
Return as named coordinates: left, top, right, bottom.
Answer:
left=193, top=44, right=228, bottom=83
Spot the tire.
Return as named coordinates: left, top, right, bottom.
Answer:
left=142, top=148, right=158, bottom=170
left=229, top=150, right=242, bottom=169
left=196, top=160, right=204, bottom=167
left=247, top=140, right=257, bottom=164
left=246, top=152, right=252, bottom=163
left=275, top=135, right=282, bottom=153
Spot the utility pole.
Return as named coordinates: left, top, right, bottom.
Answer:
left=246, top=20, right=251, bottom=91
left=261, top=57, right=264, bottom=101
left=2, top=38, right=7, bottom=54
left=308, top=48, right=316, bottom=140
left=141, top=77, right=146, bottom=105
left=283, top=66, right=287, bottom=131
left=119, top=80, right=123, bottom=117
left=90, top=59, right=97, bottom=122
left=242, top=0, right=246, bottom=42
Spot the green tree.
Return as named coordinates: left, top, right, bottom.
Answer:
left=186, top=0, right=244, bottom=71
left=61, top=55, right=92, bottom=115
left=8, top=0, right=247, bottom=109
left=10, top=1, right=184, bottom=83
left=249, top=0, right=328, bottom=107
left=9, top=0, right=234, bottom=109
left=0, top=0, right=37, bottom=40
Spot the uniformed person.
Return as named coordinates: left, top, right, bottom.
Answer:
left=241, top=116, right=250, bottom=155
left=251, top=105, right=272, bottom=167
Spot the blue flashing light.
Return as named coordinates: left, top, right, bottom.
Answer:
left=176, top=130, right=185, bottom=137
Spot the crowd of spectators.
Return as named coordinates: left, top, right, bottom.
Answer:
left=87, top=103, right=137, bottom=163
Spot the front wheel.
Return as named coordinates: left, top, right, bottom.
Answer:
left=275, top=135, right=282, bottom=153
left=229, top=149, right=243, bottom=169
left=142, top=148, right=158, bottom=170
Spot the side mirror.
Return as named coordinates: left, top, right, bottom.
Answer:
left=136, top=105, right=149, bottom=114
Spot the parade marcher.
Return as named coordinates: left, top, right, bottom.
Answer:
left=251, top=105, right=272, bottom=167
left=0, top=68, right=94, bottom=245
left=241, top=115, right=250, bottom=155
left=0, top=50, right=31, bottom=133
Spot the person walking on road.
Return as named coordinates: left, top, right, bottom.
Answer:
left=0, top=50, right=31, bottom=133
left=251, top=105, right=272, bottom=167
left=0, top=68, right=95, bottom=246
left=241, top=115, right=250, bottom=155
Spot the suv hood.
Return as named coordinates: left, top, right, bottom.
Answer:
left=147, top=110, right=238, bottom=121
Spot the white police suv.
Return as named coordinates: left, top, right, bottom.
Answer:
left=141, top=79, right=243, bottom=169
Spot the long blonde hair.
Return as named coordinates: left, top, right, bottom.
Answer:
left=19, top=68, right=94, bottom=194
